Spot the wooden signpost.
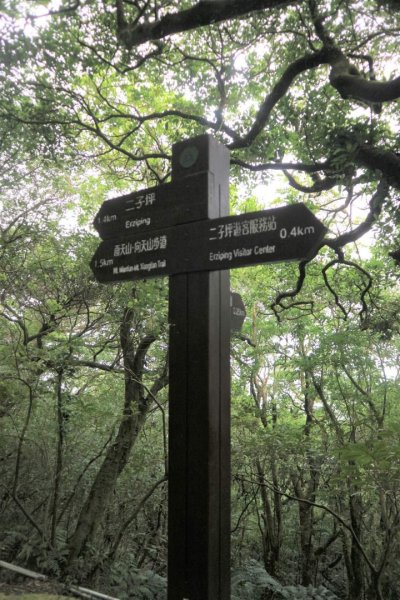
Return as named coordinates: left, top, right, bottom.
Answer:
left=90, top=135, right=327, bottom=600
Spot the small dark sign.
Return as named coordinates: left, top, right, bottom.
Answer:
left=230, top=292, right=246, bottom=332
left=91, top=203, right=327, bottom=283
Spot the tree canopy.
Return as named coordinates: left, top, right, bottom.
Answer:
left=0, top=2, right=400, bottom=600
left=2, top=0, right=400, bottom=310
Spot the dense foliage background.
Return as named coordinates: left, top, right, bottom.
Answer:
left=0, top=1, right=399, bottom=599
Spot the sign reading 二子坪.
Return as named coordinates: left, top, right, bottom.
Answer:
left=94, top=172, right=212, bottom=240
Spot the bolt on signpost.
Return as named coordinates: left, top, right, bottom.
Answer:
left=91, top=135, right=327, bottom=600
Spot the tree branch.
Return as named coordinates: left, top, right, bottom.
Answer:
left=271, top=179, right=388, bottom=317
left=108, top=475, right=168, bottom=561
left=284, top=170, right=338, bottom=193
left=309, top=0, right=399, bottom=107
left=28, top=1, right=80, bottom=19
left=271, top=260, right=308, bottom=319
left=237, top=474, right=378, bottom=575
left=325, top=179, right=389, bottom=250
left=330, top=70, right=400, bottom=104
left=0, top=485, right=53, bottom=548
left=322, top=254, right=373, bottom=320
left=355, top=146, right=400, bottom=189
left=230, top=50, right=328, bottom=149
left=231, top=157, right=329, bottom=173
left=116, top=0, right=300, bottom=49
left=69, top=359, right=124, bottom=373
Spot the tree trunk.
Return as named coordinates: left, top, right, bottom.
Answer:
left=50, top=370, right=65, bottom=546
left=347, top=468, right=364, bottom=600
left=256, top=459, right=281, bottom=576
left=294, top=365, right=320, bottom=587
left=366, top=572, right=384, bottom=600
left=65, top=307, right=164, bottom=574
left=299, top=501, right=316, bottom=586
left=251, top=364, right=282, bottom=577
left=66, top=408, right=148, bottom=567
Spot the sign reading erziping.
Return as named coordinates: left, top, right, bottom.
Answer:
left=90, top=203, right=327, bottom=283
left=94, top=172, right=212, bottom=239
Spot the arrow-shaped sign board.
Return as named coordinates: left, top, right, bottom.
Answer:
left=91, top=203, right=327, bottom=283
left=94, top=172, right=212, bottom=240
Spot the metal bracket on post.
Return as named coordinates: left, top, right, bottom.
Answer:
left=168, top=135, right=231, bottom=600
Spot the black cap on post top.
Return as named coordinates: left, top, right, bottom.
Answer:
left=171, top=134, right=230, bottom=219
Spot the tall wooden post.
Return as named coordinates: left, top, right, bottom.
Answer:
left=91, top=135, right=327, bottom=598
left=168, top=135, right=231, bottom=600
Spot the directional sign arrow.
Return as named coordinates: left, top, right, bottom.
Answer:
left=90, top=203, right=327, bottom=283
left=94, top=172, right=212, bottom=240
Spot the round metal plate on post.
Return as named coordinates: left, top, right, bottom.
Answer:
left=179, top=145, right=199, bottom=169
